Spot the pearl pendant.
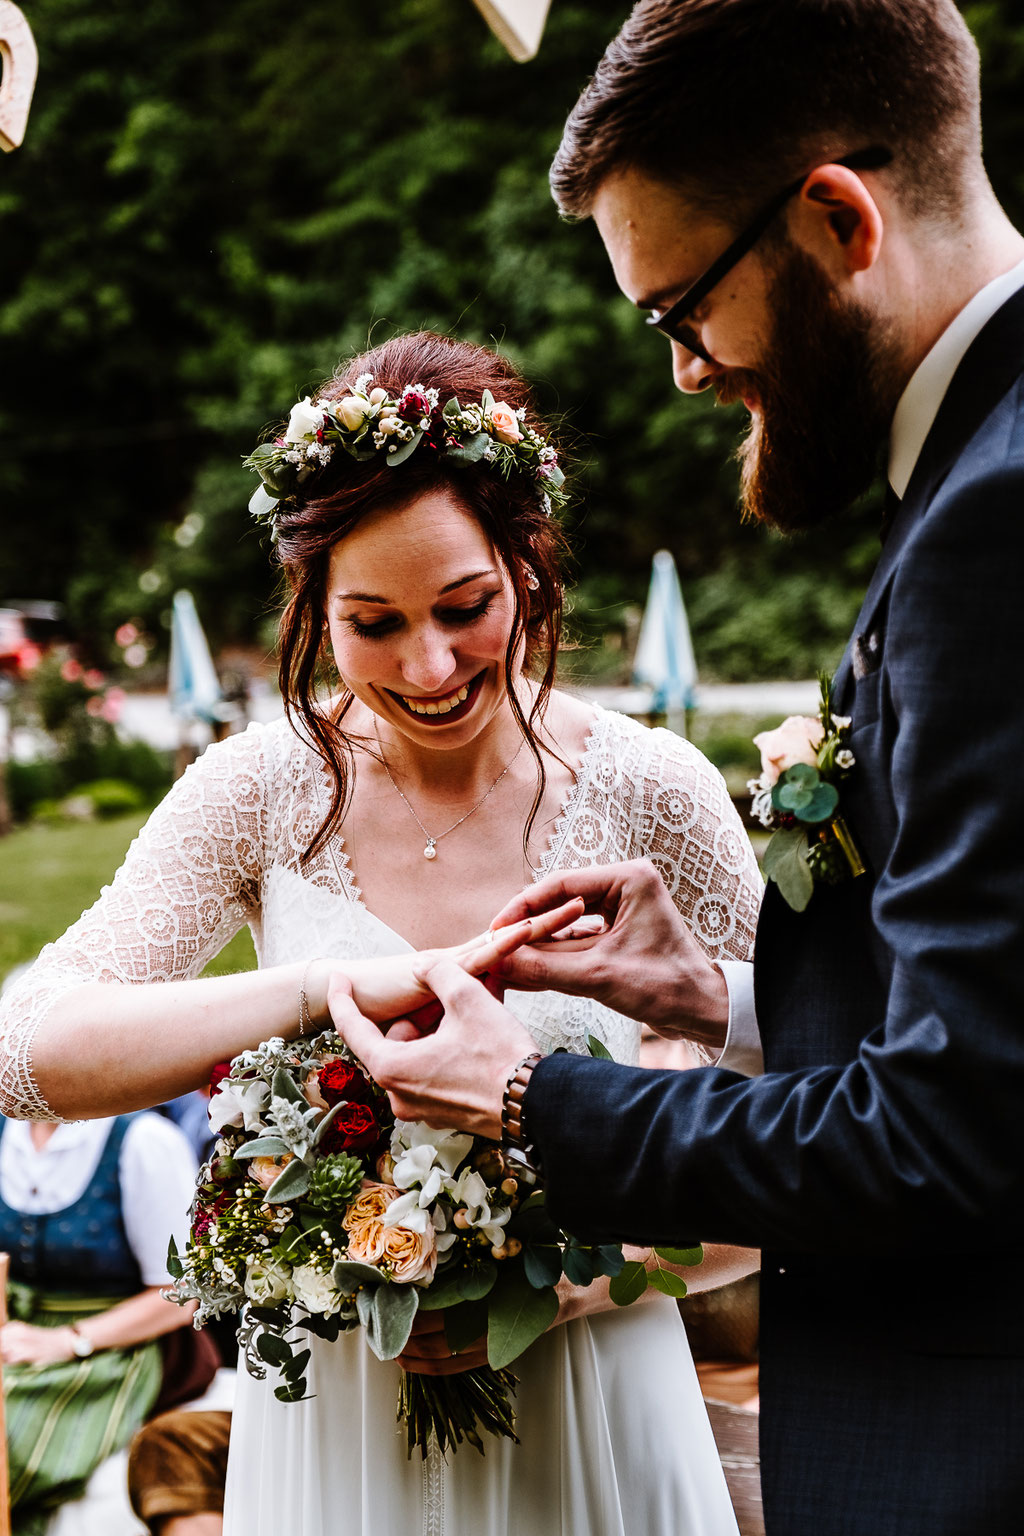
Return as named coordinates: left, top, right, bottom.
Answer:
left=423, top=840, right=438, bottom=860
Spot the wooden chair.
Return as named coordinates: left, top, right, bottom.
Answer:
left=705, top=1397, right=764, bottom=1536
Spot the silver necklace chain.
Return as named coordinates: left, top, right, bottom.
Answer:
left=375, top=726, right=525, bottom=861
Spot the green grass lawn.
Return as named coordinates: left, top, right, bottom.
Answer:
left=0, top=814, right=256, bottom=985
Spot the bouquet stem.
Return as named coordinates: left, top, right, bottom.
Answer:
left=399, top=1366, right=520, bottom=1458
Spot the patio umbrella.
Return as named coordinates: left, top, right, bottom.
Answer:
left=168, top=590, right=226, bottom=726
left=470, top=0, right=552, bottom=61
left=632, top=549, right=698, bottom=729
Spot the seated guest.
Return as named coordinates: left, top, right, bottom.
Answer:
left=128, top=1409, right=231, bottom=1536
left=0, top=1111, right=197, bottom=1535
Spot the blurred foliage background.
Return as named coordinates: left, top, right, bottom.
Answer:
left=2, top=0, right=1022, bottom=680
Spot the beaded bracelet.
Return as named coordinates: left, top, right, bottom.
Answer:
left=298, top=959, right=319, bottom=1038
left=500, top=1052, right=543, bottom=1180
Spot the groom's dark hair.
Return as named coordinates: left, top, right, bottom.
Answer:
left=551, top=0, right=983, bottom=223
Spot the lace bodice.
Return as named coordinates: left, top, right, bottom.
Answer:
left=0, top=706, right=761, bottom=1119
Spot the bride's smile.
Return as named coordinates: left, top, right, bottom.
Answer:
left=326, top=488, right=524, bottom=755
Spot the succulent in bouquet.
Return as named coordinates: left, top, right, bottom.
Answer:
left=169, top=1032, right=702, bottom=1458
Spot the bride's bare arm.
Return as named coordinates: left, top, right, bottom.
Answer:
left=27, top=906, right=583, bottom=1121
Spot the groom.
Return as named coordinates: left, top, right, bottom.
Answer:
left=335, top=2, right=1024, bottom=1531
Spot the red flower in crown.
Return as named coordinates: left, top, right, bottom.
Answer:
left=399, top=389, right=432, bottom=421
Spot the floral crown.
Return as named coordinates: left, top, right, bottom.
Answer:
left=245, top=374, right=567, bottom=532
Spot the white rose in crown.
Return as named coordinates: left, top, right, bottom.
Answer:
left=753, top=716, right=824, bottom=786
left=333, top=395, right=372, bottom=432
left=285, top=396, right=325, bottom=444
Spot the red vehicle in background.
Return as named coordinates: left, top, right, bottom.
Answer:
left=0, top=603, right=62, bottom=676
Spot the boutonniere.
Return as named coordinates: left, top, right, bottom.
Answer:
left=748, top=675, right=866, bottom=911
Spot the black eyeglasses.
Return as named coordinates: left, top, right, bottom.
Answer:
left=645, top=146, right=894, bottom=364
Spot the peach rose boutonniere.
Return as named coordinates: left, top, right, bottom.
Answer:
left=749, top=675, right=865, bottom=911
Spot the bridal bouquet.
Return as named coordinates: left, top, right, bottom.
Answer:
left=169, top=1031, right=681, bottom=1457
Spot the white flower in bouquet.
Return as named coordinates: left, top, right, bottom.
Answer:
left=243, top=1256, right=293, bottom=1306
left=391, top=1122, right=473, bottom=1185
left=452, top=1167, right=512, bottom=1248
left=208, top=1077, right=271, bottom=1134
left=292, top=1264, right=349, bottom=1317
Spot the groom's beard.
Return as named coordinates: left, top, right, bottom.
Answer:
left=726, top=246, right=902, bottom=533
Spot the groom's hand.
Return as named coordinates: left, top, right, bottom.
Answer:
left=489, top=860, right=729, bottom=1050
left=328, top=959, right=537, bottom=1140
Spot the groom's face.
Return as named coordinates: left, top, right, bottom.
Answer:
left=593, top=168, right=901, bottom=531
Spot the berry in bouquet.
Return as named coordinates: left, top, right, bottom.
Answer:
left=169, top=1031, right=701, bottom=1457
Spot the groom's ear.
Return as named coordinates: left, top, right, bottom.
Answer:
left=792, top=163, right=885, bottom=279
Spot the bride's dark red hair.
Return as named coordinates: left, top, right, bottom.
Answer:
left=271, top=332, right=569, bottom=861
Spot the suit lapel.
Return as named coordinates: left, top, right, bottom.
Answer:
left=834, top=280, right=1024, bottom=711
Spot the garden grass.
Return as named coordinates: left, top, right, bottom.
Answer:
left=0, top=814, right=256, bottom=985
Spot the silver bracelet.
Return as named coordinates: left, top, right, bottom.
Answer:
left=298, top=958, right=319, bottom=1038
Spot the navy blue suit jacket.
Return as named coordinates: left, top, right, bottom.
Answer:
left=525, top=286, right=1024, bottom=1534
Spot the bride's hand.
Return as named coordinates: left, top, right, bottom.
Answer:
left=395, top=1311, right=489, bottom=1376
left=319, top=898, right=585, bottom=1031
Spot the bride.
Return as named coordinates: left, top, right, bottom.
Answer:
left=0, top=332, right=762, bottom=1536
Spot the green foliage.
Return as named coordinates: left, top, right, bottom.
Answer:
left=2, top=3, right=1022, bottom=676
left=74, top=777, right=146, bottom=818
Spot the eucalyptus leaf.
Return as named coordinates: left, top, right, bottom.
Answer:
left=763, top=827, right=814, bottom=912
left=256, top=1330, right=293, bottom=1366
left=486, top=1270, right=559, bottom=1370
left=562, top=1246, right=595, bottom=1286
left=274, top=1381, right=311, bottom=1404
left=234, top=1137, right=290, bottom=1161
left=365, top=1283, right=420, bottom=1361
left=443, top=1299, right=488, bottom=1355
left=248, top=484, right=279, bottom=520
left=383, top=429, right=423, bottom=468
left=522, top=1244, right=563, bottom=1289
left=593, top=1244, right=626, bottom=1278
left=608, top=1259, right=649, bottom=1307
left=458, top=1262, right=498, bottom=1302
left=166, top=1236, right=183, bottom=1280
left=648, top=1268, right=690, bottom=1299
left=415, top=1271, right=469, bottom=1312
left=265, top=1157, right=311, bottom=1204
left=444, top=432, right=490, bottom=467
left=653, top=1244, right=703, bottom=1266
left=586, top=1033, right=613, bottom=1060
left=280, top=1347, right=311, bottom=1382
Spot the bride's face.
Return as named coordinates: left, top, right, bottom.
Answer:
left=325, top=488, right=522, bottom=750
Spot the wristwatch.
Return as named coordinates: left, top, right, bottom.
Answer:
left=69, top=1323, right=95, bottom=1358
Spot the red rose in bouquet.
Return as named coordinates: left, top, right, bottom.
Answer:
left=318, top=1060, right=375, bottom=1109
left=320, top=1102, right=381, bottom=1155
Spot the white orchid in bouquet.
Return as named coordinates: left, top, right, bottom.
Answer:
left=169, top=1031, right=701, bottom=1457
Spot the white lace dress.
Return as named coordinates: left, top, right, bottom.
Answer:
left=0, top=705, right=761, bottom=1536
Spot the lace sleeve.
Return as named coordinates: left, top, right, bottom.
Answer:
left=0, top=724, right=272, bottom=1120
left=580, top=714, right=762, bottom=965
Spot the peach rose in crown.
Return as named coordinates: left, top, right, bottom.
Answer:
left=753, top=716, right=824, bottom=786
left=489, top=402, right=523, bottom=445
left=379, top=1222, right=438, bottom=1285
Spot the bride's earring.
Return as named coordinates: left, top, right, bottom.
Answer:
left=524, top=569, right=540, bottom=591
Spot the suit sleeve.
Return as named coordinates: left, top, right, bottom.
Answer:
left=525, top=460, right=1024, bottom=1253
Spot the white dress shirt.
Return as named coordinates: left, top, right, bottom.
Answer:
left=0, top=1112, right=197, bottom=1286
left=715, top=252, right=1024, bottom=1078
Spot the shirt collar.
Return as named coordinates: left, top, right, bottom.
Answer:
left=888, top=254, right=1024, bottom=498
